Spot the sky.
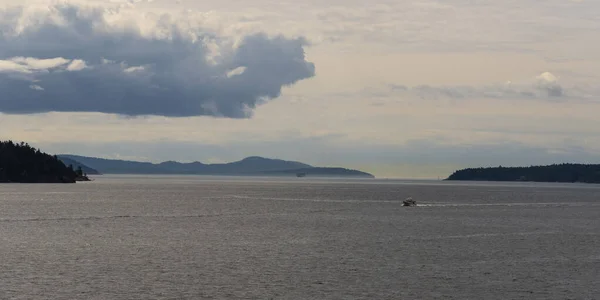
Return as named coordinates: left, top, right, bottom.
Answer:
left=0, top=0, right=599, bottom=178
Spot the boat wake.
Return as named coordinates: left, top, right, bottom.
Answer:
left=0, top=212, right=262, bottom=223
left=227, top=195, right=600, bottom=207
left=409, top=231, right=562, bottom=240
left=418, top=202, right=600, bottom=207
left=227, top=195, right=400, bottom=203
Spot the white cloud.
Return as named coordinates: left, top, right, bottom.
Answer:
left=66, top=59, right=88, bottom=71
left=381, top=72, right=594, bottom=101
left=0, top=59, right=31, bottom=73
left=535, top=72, right=563, bottom=97
left=226, top=66, right=246, bottom=78
left=123, top=65, right=146, bottom=73
left=10, top=57, right=70, bottom=70
left=537, top=72, right=558, bottom=83
left=0, top=57, right=71, bottom=74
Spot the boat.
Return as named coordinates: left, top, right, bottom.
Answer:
left=402, top=197, right=417, bottom=206
left=296, top=172, right=306, bottom=177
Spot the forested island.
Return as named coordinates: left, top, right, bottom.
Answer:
left=447, top=163, right=600, bottom=183
left=0, top=141, right=90, bottom=183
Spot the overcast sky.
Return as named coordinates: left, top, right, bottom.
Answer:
left=1, top=0, right=599, bottom=178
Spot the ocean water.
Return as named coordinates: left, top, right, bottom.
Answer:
left=0, top=175, right=598, bottom=299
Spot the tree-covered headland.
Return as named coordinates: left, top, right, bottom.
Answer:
left=0, top=140, right=90, bottom=183
left=447, top=163, right=600, bottom=183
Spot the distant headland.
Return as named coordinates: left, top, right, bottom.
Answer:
left=0, top=140, right=90, bottom=183
left=57, top=155, right=375, bottom=178
left=446, top=163, right=600, bottom=184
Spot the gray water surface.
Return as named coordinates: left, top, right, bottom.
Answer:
left=1, top=176, right=598, bottom=299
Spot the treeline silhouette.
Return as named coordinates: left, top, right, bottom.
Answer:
left=447, top=163, right=600, bottom=183
left=0, top=140, right=86, bottom=183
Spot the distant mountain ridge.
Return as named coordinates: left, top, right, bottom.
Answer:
left=58, top=156, right=101, bottom=175
left=58, top=155, right=374, bottom=178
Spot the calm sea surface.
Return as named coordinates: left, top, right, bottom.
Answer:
left=1, top=175, right=598, bottom=299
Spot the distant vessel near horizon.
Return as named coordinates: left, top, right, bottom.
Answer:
left=403, top=197, right=417, bottom=206
left=296, top=172, right=306, bottom=177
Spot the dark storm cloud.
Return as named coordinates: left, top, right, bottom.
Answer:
left=0, top=3, right=315, bottom=118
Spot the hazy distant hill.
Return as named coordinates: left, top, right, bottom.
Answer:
left=58, top=156, right=101, bottom=175
left=261, top=167, right=374, bottom=178
left=57, top=155, right=373, bottom=178
left=447, top=163, right=600, bottom=183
